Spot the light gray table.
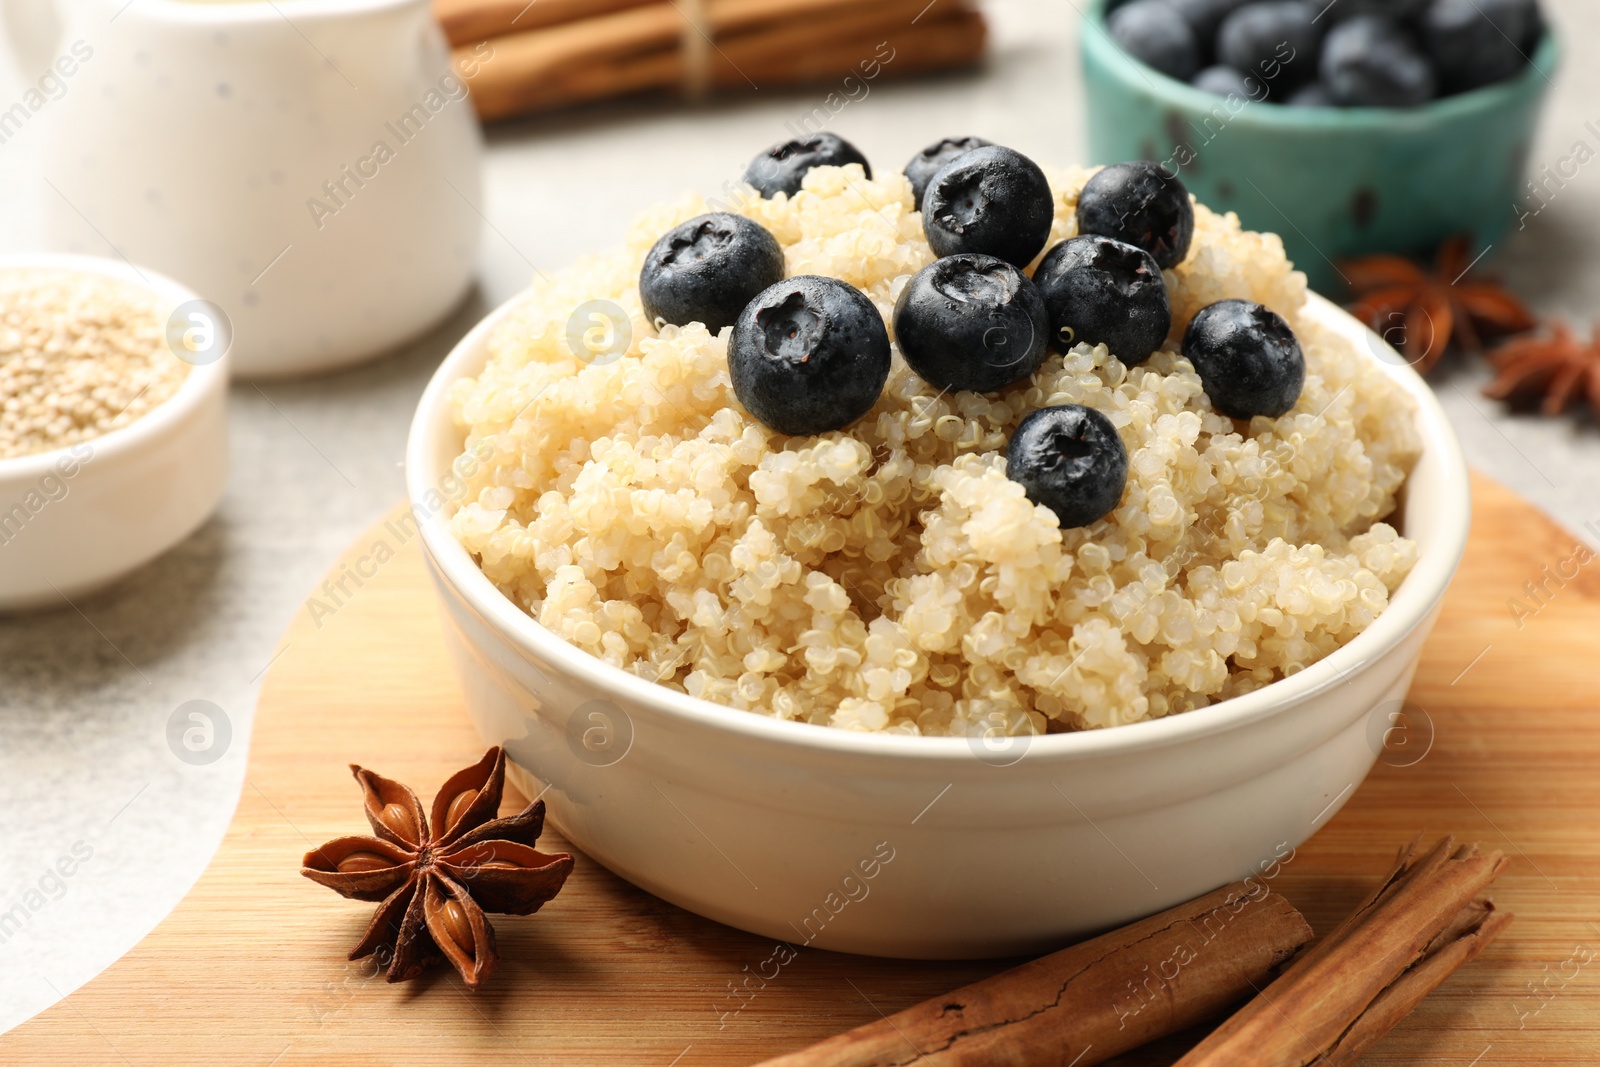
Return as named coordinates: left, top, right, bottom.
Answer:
left=2, top=0, right=1596, bottom=1036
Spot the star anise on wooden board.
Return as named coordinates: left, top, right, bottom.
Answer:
left=1482, top=322, right=1600, bottom=416
left=1344, top=235, right=1536, bottom=374
left=301, top=747, right=573, bottom=989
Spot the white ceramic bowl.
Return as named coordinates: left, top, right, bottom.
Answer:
left=406, top=292, right=1470, bottom=959
left=0, top=255, right=229, bottom=613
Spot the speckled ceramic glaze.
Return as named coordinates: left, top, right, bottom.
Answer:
left=1081, top=0, right=1559, bottom=293
left=6, top=0, right=483, bottom=377
left=406, top=291, right=1471, bottom=959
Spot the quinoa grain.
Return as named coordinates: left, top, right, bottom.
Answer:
left=449, top=163, right=1421, bottom=737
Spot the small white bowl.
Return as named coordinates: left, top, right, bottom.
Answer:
left=406, top=291, right=1470, bottom=959
left=0, top=255, right=229, bottom=613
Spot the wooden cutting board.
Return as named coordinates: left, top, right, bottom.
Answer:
left=5, top=472, right=1598, bottom=1065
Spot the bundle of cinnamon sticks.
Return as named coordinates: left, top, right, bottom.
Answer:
left=759, top=834, right=1512, bottom=1067
left=432, top=0, right=988, bottom=122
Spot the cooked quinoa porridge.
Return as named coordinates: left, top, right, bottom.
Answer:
left=0, top=269, right=187, bottom=460
left=447, top=161, right=1420, bottom=736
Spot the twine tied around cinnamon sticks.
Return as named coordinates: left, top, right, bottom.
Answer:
left=678, top=0, right=712, bottom=101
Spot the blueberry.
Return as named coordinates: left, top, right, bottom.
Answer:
left=1108, top=0, right=1202, bottom=81
left=922, top=145, right=1056, bottom=269
left=1419, top=0, right=1539, bottom=94
left=1182, top=299, right=1305, bottom=418
left=744, top=133, right=871, bottom=199
left=904, top=136, right=992, bottom=211
left=1075, top=160, right=1195, bottom=270
left=1033, top=236, right=1171, bottom=366
left=1168, top=0, right=1251, bottom=52
left=729, top=275, right=891, bottom=435
left=639, top=213, right=785, bottom=333
left=1216, top=2, right=1322, bottom=91
left=892, top=254, right=1050, bottom=393
left=1321, top=17, right=1437, bottom=107
left=1322, top=0, right=1429, bottom=20
left=1006, top=405, right=1130, bottom=529
left=1527, top=2, right=1548, bottom=52
left=1286, top=81, right=1335, bottom=106
left=1192, top=65, right=1265, bottom=98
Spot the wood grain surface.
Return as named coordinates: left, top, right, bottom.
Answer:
left=3, top=472, right=1597, bottom=1065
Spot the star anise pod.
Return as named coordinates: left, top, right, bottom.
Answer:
left=1483, top=321, right=1600, bottom=416
left=1344, top=235, right=1536, bottom=374
left=301, top=747, right=573, bottom=989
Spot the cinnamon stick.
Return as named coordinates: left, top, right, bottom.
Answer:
left=434, top=0, right=658, bottom=47
left=751, top=879, right=1313, bottom=1067
left=1173, top=836, right=1511, bottom=1067
left=1323, top=902, right=1512, bottom=1066
left=459, top=4, right=985, bottom=122
left=727, top=3, right=966, bottom=77
left=435, top=0, right=912, bottom=52
left=457, top=0, right=951, bottom=89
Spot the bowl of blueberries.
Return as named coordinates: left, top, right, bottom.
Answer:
left=1084, top=0, right=1558, bottom=292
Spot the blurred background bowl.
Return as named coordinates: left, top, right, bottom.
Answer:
left=0, top=254, right=229, bottom=613
left=1081, top=0, right=1560, bottom=293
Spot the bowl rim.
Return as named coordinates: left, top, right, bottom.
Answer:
left=0, top=253, right=229, bottom=484
left=406, top=289, right=1471, bottom=764
left=1082, top=0, right=1560, bottom=130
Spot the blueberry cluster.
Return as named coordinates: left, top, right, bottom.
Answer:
left=636, top=135, right=1307, bottom=530
left=1108, top=0, right=1546, bottom=107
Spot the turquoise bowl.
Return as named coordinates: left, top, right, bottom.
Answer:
left=1080, top=0, right=1560, bottom=294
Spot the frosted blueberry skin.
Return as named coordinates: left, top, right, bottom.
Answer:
left=729, top=275, right=891, bottom=436
left=1320, top=16, right=1437, bottom=107
left=921, top=145, right=1056, bottom=269
left=1322, top=0, right=1430, bottom=20
left=892, top=254, right=1050, bottom=393
left=1193, top=65, right=1263, bottom=99
left=1168, top=0, right=1250, bottom=48
left=744, top=133, right=872, bottom=199
left=1006, top=404, right=1130, bottom=529
left=1216, top=1, right=1323, bottom=92
left=1108, top=0, right=1202, bottom=82
left=1420, top=0, right=1541, bottom=94
left=639, top=213, right=785, bottom=333
left=1182, top=298, right=1306, bottom=419
left=1287, top=82, right=1336, bottom=107
left=1033, top=235, right=1172, bottom=367
left=1076, top=160, right=1195, bottom=271
left=903, top=136, right=993, bottom=211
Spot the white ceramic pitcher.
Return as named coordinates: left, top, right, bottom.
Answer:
left=3, top=0, right=485, bottom=378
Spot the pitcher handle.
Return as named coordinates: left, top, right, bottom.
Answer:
left=2, top=0, right=62, bottom=76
